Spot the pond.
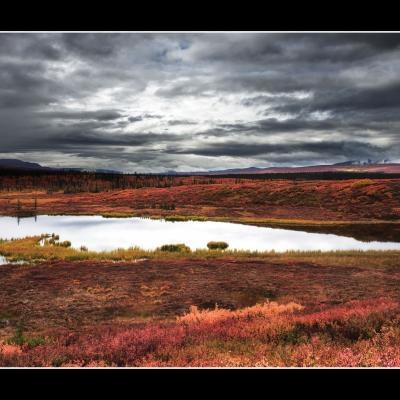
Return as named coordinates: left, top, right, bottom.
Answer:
left=1, top=215, right=400, bottom=252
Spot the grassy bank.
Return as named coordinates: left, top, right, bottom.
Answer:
left=1, top=236, right=400, bottom=268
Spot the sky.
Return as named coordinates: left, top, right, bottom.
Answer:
left=1, top=32, right=400, bottom=173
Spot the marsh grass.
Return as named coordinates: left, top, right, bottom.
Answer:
left=1, top=235, right=400, bottom=266
left=164, top=216, right=208, bottom=222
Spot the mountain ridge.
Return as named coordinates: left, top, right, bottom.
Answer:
left=1, top=158, right=400, bottom=175
left=169, top=160, right=400, bottom=175
left=0, top=159, right=122, bottom=174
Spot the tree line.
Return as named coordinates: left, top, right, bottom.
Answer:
left=0, top=169, right=243, bottom=192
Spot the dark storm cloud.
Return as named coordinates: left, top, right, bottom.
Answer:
left=1, top=32, right=400, bottom=171
left=313, top=33, right=400, bottom=49
left=61, top=33, right=122, bottom=58
left=195, top=116, right=378, bottom=139
left=0, top=60, right=59, bottom=108
left=51, top=131, right=181, bottom=147
left=0, top=125, right=181, bottom=152
left=266, top=81, right=400, bottom=116
left=188, top=33, right=400, bottom=65
left=0, top=33, right=63, bottom=61
left=169, top=140, right=388, bottom=159
left=39, top=110, right=125, bottom=121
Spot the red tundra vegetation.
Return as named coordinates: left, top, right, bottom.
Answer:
left=1, top=172, right=400, bottom=367
left=1, top=298, right=400, bottom=367
left=1, top=254, right=400, bottom=367
left=1, top=176, right=400, bottom=222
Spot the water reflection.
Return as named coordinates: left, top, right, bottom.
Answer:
left=1, top=215, right=400, bottom=252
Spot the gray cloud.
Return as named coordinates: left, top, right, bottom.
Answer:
left=51, top=131, right=182, bottom=147
left=168, top=140, right=388, bottom=159
left=39, top=110, right=125, bottom=121
left=1, top=33, right=400, bottom=172
left=168, top=119, right=197, bottom=126
left=61, top=33, right=123, bottom=59
left=128, top=116, right=143, bottom=123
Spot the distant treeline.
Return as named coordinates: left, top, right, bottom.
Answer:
left=0, top=169, right=228, bottom=192
left=1, top=168, right=400, bottom=192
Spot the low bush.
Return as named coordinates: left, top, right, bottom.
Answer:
left=351, top=179, right=374, bottom=189
left=159, top=243, right=191, bottom=253
left=207, top=241, right=229, bottom=250
left=159, top=203, right=175, bottom=210
left=57, top=241, right=71, bottom=248
left=6, top=328, right=46, bottom=349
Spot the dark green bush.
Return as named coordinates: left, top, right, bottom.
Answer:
left=6, top=328, right=46, bottom=348
left=159, top=243, right=190, bottom=252
left=207, top=241, right=229, bottom=250
left=57, top=240, right=71, bottom=248
left=160, top=203, right=176, bottom=210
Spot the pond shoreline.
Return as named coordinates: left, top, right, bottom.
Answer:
left=2, top=212, right=400, bottom=243
left=1, top=216, right=400, bottom=265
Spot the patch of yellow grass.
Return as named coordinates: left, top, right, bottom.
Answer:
left=177, top=301, right=304, bottom=325
left=351, top=179, right=374, bottom=189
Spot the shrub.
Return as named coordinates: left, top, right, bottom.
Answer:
left=6, top=328, right=27, bottom=347
left=351, top=179, right=374, bottom=189
left=160, top=203, right=175, bottom=210
left=6, top=328, right=46, bottom=349
left=159, top=244, right=191, bottom=253
left=57, top=241, right=71, bottom=248
left=80, top=246, right=88, bottom=252
left=164, top=216, right=187, bottom=222
left=207, top=241, right=229, bottom=250
left=177, top=301, right=303, bottom=326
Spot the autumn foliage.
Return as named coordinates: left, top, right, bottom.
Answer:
left=1, top=176, right=400, bottom=222
left=1, top=299, right=399, bottom=367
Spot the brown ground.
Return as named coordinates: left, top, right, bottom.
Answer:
left=1, top=255, right=400, bottom=340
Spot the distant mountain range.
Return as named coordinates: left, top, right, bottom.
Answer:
left=1, top=158, right=400, bottom=175
left=168, top=160, right=400, bottom=175
left=0, top=159, right=122, bottom=174
left=332, top=159, right=391, bottom=166
left=0, top=159, right=48, bottom=170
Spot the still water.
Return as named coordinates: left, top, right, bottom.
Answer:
left=1, top=215, right=400, bottom=252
